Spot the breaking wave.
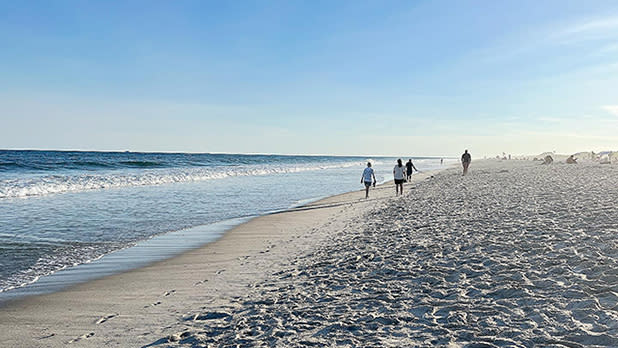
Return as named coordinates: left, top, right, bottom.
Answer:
left=0, top=162, right=362, bottom=199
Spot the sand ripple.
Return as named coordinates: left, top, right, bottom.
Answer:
left=158, top=161, right=618, bottom=347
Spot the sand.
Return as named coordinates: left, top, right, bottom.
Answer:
left=3, top=160, right=618, bottom=347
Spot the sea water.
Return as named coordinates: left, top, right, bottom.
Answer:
left=0, top=150, right=454, bottom=298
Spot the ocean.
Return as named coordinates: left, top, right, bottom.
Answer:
left=0, top=150, right=453, bottom=298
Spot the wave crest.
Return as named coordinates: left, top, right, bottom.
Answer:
left=0, top=162, right=361, bottom=199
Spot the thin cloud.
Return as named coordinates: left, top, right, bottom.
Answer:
left=563, top=16, right=618, bottom=35
left=598, top=43, right=618, bottom=53
left=602, top=105, right=618, bottom=116
left=475, top=15, right=618, bottom=65
left=552, top=15, right=618, bottom=44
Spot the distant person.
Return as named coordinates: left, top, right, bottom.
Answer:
left=440, top=158, right=443, bottom=165
left=566, top=155, right=577, bottom=164
left=461, top=150, right=471, bottom=175
left=405, top=159, right=418, bottom=181
left=360, top=162, right=376, bottom=198
left=393, top=159, right=406, bottom=196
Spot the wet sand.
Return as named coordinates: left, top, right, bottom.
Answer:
left=3, top=160, right=618, bottom=347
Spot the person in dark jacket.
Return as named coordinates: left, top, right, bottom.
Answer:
left=461, top=150, right=471, bottom=175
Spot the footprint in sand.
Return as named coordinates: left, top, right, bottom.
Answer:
left=141, top=288, right=177, bottom=310
left=193, top=279, right=208, bottom=286
left=95, top=313, right=117, bottom=324
left=68, top=332, right=94, bottom=343
left=144, top=301, right=162, bottom=308
left=163, top=290, right=176, bottom=297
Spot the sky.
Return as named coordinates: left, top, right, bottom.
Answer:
left=1, top=0, right=618, bottom=157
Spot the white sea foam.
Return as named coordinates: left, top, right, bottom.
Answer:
left=0, top=162, right=363, bottom=199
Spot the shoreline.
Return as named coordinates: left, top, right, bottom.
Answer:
left=0, top=173, right=399, bottom=302
left=0, top=163, right=444, bottom=302
left=0, top=216, right=252, bottom=302
left=0, top=168, right=440, bottom=347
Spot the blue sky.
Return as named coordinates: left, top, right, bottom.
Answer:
left=1, top=0, right=618, bottom=156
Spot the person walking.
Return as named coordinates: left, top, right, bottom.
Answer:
left=405, top=159, right=417, bottom=182
left=361, top=162, right=376, bottom=198
left=393, top=159, right=406, bottom=196
left=461, top=149, right=471, bottom=175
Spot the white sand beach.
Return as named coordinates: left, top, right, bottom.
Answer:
left=2, top=160, right=618, bottom=347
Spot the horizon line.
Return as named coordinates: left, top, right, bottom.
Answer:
left=0, top=147, right=459, bottom=159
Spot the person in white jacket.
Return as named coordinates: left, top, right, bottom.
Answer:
left=360, top=162, right=376, bottom=198
left=393, top=158, right=405, bottom=196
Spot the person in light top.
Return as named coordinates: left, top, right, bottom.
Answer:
left=393, top=159, right=406, bottom=196
left=360, top=162, right=376, bottom=198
